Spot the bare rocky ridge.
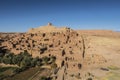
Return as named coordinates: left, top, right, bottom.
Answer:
left=28, top=23, right=72, bottom=33
left=0, top=23, right=120, bottom=80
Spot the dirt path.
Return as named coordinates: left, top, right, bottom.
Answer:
left=30, top=68, right=51, bottom=80
left=81, top=35, right=86, bottom=59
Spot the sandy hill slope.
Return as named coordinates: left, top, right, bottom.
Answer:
left=0, top=23, right=120, bottom=80
left=28, top=23, right=72, bottom=33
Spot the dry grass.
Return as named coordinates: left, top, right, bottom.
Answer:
left=101, top=72, right=120, bottom=80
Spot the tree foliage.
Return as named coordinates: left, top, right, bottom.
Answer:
left=0, top=50, right=57, bottom=72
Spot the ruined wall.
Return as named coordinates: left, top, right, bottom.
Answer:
left=0, top=25, right=108, bottom=80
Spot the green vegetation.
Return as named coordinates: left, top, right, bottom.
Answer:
left=42, top=56, right=50, bottom=64
left=51, top=63, right=57, bottom=69
left=0, top=67, right=18, bottom=80
left=6, top=67, right=41, bottom=80
left=0, top=50, right=56, bottom=70
left=0, top=50, right=57, bottom=80
left=0, top=67, right=11, bottom=73
left=87, top=77, right=92, bottom=80
left=39, top=76, right=52, bottom=80
left=101, top=72, right=120, bottom=80
left=107, top=65, right=120, bottom=70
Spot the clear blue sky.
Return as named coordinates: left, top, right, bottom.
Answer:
left=0, top=0, right=120, bottom=32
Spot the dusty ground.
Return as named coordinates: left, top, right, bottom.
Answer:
left=1, top=24, right=120, bottom=80
left=78, top=32, right=120, bottom=80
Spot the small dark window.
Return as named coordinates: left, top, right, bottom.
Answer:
left=43, top=33, right=46, bottom=37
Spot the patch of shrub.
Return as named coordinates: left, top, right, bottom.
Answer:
left=87, top=77, right=92, bottom=80
left=13, top=68, right=22, bottom=74
left=51, top=63, right=57, bottom=69
left=0, top=67, right=11, bottom=73
left=40, top=76, right=52, bottom=80
left=42, top=56, right=50, bottom=64
left=0, top=50, right=57, bottom=73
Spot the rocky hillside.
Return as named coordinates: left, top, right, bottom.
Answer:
left=0, top=23, right=120, bottom=80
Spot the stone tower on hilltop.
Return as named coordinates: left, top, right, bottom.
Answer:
left=47, top=22, right=52, bottom=26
